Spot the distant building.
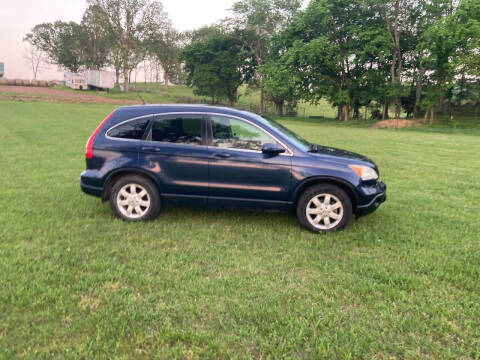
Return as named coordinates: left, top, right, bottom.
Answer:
left=0, top=62, right=4, bottom=78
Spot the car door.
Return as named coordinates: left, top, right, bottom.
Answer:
left=138, top=113, right=210, bottom=203
left=207, top=114, right=292, bottom=207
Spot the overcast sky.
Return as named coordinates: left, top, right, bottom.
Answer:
left=0, top=0, right=236, bottom=80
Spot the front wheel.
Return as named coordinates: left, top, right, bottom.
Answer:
left=296, top=184, right=352, bottom=233
left=109, top=175, right=161, bottom=222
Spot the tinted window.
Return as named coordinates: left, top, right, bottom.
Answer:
left=107, top=118, right=150, bottom=140
left=211, top=115, right=279, bottom=151
left=151, top=115, right=203, bottom=145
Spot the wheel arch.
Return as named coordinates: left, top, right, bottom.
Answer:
left=102, top=168, right=162, bottom=202
left=292, top=176, right=358, bottom=209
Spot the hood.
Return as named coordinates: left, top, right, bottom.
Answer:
left=310, top=145, right=376, bottom=166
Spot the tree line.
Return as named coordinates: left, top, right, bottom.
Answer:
left=25, top=0, right=180, bottom=93
left=26, top=0, right=480, bottom=121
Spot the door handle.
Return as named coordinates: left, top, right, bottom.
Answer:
left=214, top=152, right=232, bottom=159
left=141, top=146, right=162, bottom=152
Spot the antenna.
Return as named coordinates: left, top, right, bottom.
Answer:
left=137, top=92, right=147, bottom=105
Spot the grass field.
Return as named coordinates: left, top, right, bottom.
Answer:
left=1, top=100, right=479, bottom=359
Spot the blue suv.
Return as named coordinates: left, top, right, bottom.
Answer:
left=80, top=105, right=386, bottom=232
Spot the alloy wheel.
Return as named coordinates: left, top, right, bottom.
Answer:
left=306, top=193, right=344, bottom=230
left=116, top=183, right=151, bottom=219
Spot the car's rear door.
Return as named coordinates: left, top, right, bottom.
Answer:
left=138, top=113, right=210, bottom=203
left=206, top=114, right=292, bottom=207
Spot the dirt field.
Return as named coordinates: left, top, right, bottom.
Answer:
left=0, top=85, right=139, bottom=105
left=372, top=119, right=422, bottom=129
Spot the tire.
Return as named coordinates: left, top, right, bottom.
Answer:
left=109, top=175, right=161, bottom=222
left=296, top=184, right=352, bottom=233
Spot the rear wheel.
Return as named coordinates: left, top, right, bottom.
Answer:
left=296, top=184, right=352, bottom=232
left=109, top=175, right=160, bottom=222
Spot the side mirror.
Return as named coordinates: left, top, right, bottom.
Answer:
left=262, top=143, right=286, bottom=156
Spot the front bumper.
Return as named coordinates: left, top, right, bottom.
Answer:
left=355, top=181, right=387, bottom=217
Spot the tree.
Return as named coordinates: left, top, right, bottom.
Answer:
left=402, top=0, right=433, bottom=119
left=87, top=0, right=170, bottom=92
left=417, top=0, right=463, bottom=122
left=368, top=0, right=428, bottom=120
left=24, top=5, right=117, bottom=76
left=110, top=46, right=123, bottom=85
left=453, top=0, right=480, bottom=122
left=184, top=26, right=221, bottom=44
left=25, top=21, right=84, bottom=73
left=180, top=31, right=255, bottom=106
left=259, top=59, right=298, bottom=115
left=227, top=0, right=302, bottom=112
left=147, top=27, right=182, bottom=92
left=277, top=0, right=391, bottom=121
left=79, top=5, right=114, bottom=70
left=377, top=0, right=405, bottom=119
left=268, top=0, right=478, bottom=123
left=23, top=42, right=47, bottom=80
left=450, top=0, right=480, bottom=78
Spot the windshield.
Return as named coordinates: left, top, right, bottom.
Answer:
left=250, top=114, right=311, bottom=152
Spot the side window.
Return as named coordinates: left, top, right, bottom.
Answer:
left=210, top=115, right=278, bottom=151
left=151, top=115, right=203, bottom=145
left=107, top=118, right=150, bottom=140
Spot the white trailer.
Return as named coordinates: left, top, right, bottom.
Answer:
left=86, top=70, right=115, bottom=90
left=64, top=72, right=87, bottom=90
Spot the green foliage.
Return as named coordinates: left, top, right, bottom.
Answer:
left=447, top=79, right=480, bottom=116
left=277, top=0, right=392, bottom=120
left=420, top=84, right=442, bottom=113
left=230, top=0, right=302, bottom=32
left=451, top=0, right=480, bottom=78
left=184, top=25, right=223, bottom=43
left=401, top=85, right=417, bottom=118
left=259, top=60, right=298, bottom=114
left=79, top=5, right=114, bottom=70
left=86, top=0, right=170, bottom=91
left=23, top=0, right=480, bottom=117
left=267, top=0, right=480, bottom=121
left=180, top=32, right=255, bottom=105
left=420, top=18, right=456, bottom=95
left=415, top=0, right=480, bottom=120
left=228, top=0, right=302, bottom=64
left=24, top=0, right=480, bottom=118
left=227, top=0, right=302, bottom=110
left=147, top=27, right=182, bottom=85
left=25, top=21, right=85, bottom=72
left=24, top=1, right=167, bottom=77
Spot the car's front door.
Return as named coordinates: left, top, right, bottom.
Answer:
left=207, top=114, right=292, bottom=206
left=138, top=113, right=210, bottom=203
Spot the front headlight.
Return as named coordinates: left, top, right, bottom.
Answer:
left=349, top=165, right=378, bottom=181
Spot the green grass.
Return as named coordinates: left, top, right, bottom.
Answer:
left=1, top=100, right=479, bottom=359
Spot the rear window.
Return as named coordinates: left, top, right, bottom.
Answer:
left=150, top=115, right=203, bottom=145
left=107, top=118, right=150, bottom=140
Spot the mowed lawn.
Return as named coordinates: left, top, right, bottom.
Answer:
left=0, top=100, right=479, bottom=359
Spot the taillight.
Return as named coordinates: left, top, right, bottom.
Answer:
left=85, top=110, right=114, bottom=159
